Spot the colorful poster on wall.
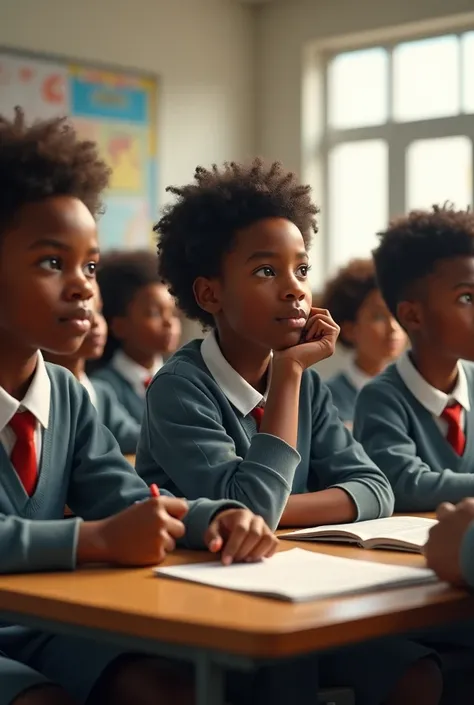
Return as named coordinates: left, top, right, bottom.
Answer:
left=0, top=51, right=158, bottom=249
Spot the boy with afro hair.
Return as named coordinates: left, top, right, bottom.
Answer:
left=135, top=159, right=442, bottom=705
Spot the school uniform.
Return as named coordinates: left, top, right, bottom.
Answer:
left=326, top=360, right=372, bottom=424
left=354, top=351, right=474, bottom=511
left=135, top=332, right=436, bottom=705
left=0, top=353, right=242, bottom=705
left=92, top=350, right=163, bottom=424
left=80, top=373, right=140, bottom=454
left=355, top=352, right=474, bottom=656
left=135, top=330, right=395, bottom=530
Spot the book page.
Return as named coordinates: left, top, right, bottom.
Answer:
left=155, top=548, right=435, bottom=602
left=280, top=516, right=437, bottom=548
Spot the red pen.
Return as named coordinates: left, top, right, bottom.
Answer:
left=150, top=483, right=160, bottom=498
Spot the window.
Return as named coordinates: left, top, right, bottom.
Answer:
left=328, top=48, right=388, bottom=129
left=393, top=36, right=459, bottom=122
left=406, top=136, right=472, bottom=211
left=323, top=31, right=474, bottom=273
left=328, top=140, right=388, bottom=268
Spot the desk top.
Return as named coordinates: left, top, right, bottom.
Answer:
left=0, top=534, right=471, bottom=659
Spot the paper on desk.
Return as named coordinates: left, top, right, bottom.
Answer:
left=154, top=548, right=436, bottom=602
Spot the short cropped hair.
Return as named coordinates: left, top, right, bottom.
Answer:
left=373, top=204, right=474, bottom=319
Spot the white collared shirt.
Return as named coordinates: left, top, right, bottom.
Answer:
left=111, top=349, right=163, bottom=399
left=345, top=358, right=373, bottom=392
left=0, top=352, right=51, bottom=461
left=80, top=373, right=97, bottom=408
left=200, top=330, right=271, bottom=416
left=396, top=351, right=470, bottom=436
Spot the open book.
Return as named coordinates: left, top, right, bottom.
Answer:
left=279, top=516, right=437, bottom=553
left=155, top=548, right=435, bottom=602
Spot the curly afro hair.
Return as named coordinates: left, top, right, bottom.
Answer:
left=155, top=158, right=319, bottom=328
left=0, top=107, right=110, bottom=234
left=373, top=204, right=474, bottom=320
left=321, top=259, right=377, bottom=348
left=95, top=249, right=162, bottom=366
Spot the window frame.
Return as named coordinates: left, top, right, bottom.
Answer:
left=321, top=28, right=474, bottom=272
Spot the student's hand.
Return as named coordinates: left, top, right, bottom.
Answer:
left=78, top=497, right=188, bottom=567
left=274, top=307, right=340, bottom=370
left=424, top=499, right=474, bottom=586
left=205, top=509, right=278, bottom=565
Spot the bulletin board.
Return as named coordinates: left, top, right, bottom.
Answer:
left=0, top=49, right=159, bottom=249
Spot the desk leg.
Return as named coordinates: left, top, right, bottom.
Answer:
left=252, top=655, right=319, bottom=705
left=196, top=656, right=226, bottom=705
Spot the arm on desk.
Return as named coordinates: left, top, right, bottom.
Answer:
left=0, top=378, right=269, bottom=573
left=280, top=488, right=356, bottom=527
left=281, top=372, right=394, bottom=527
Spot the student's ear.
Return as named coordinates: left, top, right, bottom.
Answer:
left=193, top=277, right=222, bottom=316
left=340, top=321, right=356, bottom=346
left=397, top=300, right=422, bottom=334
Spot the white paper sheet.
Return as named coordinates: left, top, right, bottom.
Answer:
left=154, top=548, right=436, bottom=602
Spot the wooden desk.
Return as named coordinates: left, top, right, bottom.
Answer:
left=0, top=539, right=472, bottom=705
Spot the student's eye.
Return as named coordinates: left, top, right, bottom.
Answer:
left=38, top=257, right=61, bottom=271
left=254, top=266, right=275, bottom=278
left=458, top=293, right=473, bottom=304
left=84, top=262, right=97, bottom=278
left=296, top=264, right=311, bottom=279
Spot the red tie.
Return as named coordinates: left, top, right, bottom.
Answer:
left=441, top=403, right=466, bottom=456
left=250, top=406, right=265, bottom=431
left=9, top=410, right=38, bottom=495
left=143, top=377, right=152, bottom=390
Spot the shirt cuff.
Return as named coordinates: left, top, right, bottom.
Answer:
left=182, top=499, right=245, bottom=550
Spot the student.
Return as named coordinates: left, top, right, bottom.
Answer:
left=0, top=109, right=278, bottom=705
left=321, top=259, right=406, bottom=425
left=425, top=498, right=474, bottom=587
left=91, top=250, right=181, bottom=424
left=424, top=499, right=474, bottom=698
left=354, top=205, right=474, bottom=511
left=136, top=159, right=441, bottom=705
left=44, top=289, right=140, bottom=454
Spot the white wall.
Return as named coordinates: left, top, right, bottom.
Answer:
left=0, top=0, right=256, bottom=207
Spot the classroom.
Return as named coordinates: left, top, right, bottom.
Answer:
left=0, top=0, right=474, bottom=704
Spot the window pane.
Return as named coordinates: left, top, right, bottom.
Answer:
left=393, top=35, right=459, bottom=122
left=328, top=48, right=388, bottom=129
left=406, top=136, right=472, bottom=211
left=328, top=140, right=388, bottom=269
left=462, top=32, right=474, bottom=113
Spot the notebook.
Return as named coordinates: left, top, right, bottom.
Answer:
left=279, top=516, right=437, bottom=553
left=154, top=547, right=436, bottom=602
